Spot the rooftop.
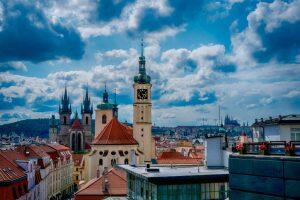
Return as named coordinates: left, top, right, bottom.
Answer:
left=157, top=151, right=201, bottom=165
left=118, top=164, right=228, bottom=184
left=252, top=114, right=300, bottom=126
left=75, top=168, right=126, bottom=199
left=0, top=152, right=26, bottom=183
left=93, top=118, right=138, bottom=145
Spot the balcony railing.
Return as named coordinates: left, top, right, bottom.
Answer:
left=234, top=141, right=300, bottom=156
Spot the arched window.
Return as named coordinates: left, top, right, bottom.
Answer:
left=102, top=115, right=107, bottom=124
left=86, top=116, right=88, bottom=125
left=111, top=159, right=116, bottom=166
left=71, top=134, right=76, bottom=151
left=77, top=133, right=82, bottom=151
left=124, top=158, right=129, bottom=165
left=63, top=116, right=67, bottom=125
left=99, top=159, right=103, bottom=166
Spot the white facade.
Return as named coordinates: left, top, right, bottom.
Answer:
left=253, top=124, right=300, bottom=142
left=86, top=144, right=139, bottom=181
left=204, top=136, right=223, bottom=168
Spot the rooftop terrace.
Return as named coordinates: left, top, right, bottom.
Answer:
left=118, top=164, right=228, bottom=184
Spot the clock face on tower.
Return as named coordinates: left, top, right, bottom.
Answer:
left=137, top=89, right=148, bottom=100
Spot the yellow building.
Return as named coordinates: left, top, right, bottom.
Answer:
left=72, top=153, right=85, bottom=190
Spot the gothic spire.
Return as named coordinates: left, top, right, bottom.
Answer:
left=59, top=85, right=72, bottom=114
left=82, top=86, right=93, bottom=114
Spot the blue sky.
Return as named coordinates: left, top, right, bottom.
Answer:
left=0, top=0, right=300, bottom=126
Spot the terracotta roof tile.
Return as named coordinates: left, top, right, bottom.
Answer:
left=15, top=145, right=49, bottom=159
left=157, top=151, right=202, bottom=165
left=75, top=168, right=127, bottom=199
left=72, top=118, right=83, bottom=130
left=0, top=152, right=26, bottom=183
left=72, top=154, right=84, bottom=167
left=93, top=118, right=138, bottom=145
left=48, top=144, right=70, bottom=151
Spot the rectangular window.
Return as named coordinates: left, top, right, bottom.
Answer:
left=291, top=128, right=300, bottom=141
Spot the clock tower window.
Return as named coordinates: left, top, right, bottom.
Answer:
left=102, top=115, right=107, bottom=124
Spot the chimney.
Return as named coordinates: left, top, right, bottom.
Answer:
left=260, top=118, right=264, bottom=122
left=130, top=150, right=136, bottom=166
left=279, top=115, right=282, bottom=119
left=255, top=119, right=258, bottom=123
left=102, top=167, right=109, bottom=193
left=269, top=116, right=272, bottom=121
left=96, top=169, right=100, bottom=178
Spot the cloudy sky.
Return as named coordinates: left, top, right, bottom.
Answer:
left=0, top=0, right=299, bottom=126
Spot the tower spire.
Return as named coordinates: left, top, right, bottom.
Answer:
left=82, top=85, right=93, bottom=114
left=103, top=83, right=109, bottom=103
left=113, top=88, right=118, bottom=118
left=141, top=38, right=144, bottom=58
left=114, top=88, right=117, bottom=105
left=134, top=38, right=151, bottom=84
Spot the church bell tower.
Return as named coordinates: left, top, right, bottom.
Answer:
left=81, top=87, right=93, bottom=144
left=133, top=40, right=152, bottom=163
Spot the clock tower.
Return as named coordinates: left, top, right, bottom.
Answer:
left=133, top=40, right=153, bottom=163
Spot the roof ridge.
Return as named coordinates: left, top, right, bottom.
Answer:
left=110, top=168, right=126, bottom=182
left=93, top=118, right=113, bottom=143
left=119, top=122, right=135, bottom=143
left=75, top=177, right=100, bottom=194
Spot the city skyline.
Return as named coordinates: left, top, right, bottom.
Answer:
left=1, top=0, right=300, bottom=126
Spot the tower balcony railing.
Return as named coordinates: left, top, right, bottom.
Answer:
left=233, top=141, right=300, bottom=156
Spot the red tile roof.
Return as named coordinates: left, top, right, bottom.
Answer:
left=0, top=149, right=28, bottom=163
left=93, top=118, right=138, bottom=145
left=0, top=152, right=27, bottom=183
left=48, top=144, right=70, bottom=151
left=72, top=118, right=83, bottom=130
left=16, top=145, right=49, bottom=159
left=72, top=154, right=84, bottom=167
left=157, top=151, right=201, bottom=165
left=74, top=168, right=127, bottom=200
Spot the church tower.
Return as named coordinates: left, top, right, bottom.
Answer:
left=95, top=85, right=117, bottom=138
left=49, top=115, right=58, bottom=143
left=59, top=86, right=72, bottom=145
left=81, top=87, right=93, bottom=144
left=133, top=40, right=152, bottom=163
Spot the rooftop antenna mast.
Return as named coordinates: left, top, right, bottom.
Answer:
left=218, top=105, right=221, bottom=126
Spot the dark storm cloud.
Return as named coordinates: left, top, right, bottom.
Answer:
left=254, top=21, right=300, bottom=63
left=96, top=0, right=135, bottom=22
left=0, top=1, right=85, bottom=63
left=128, top=0, right=203, bottom=35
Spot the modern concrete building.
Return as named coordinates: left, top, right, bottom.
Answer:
left=252, top=114, right=300, bottom=142
left=229, top=154, right=300, bottom=199
left=119, top=165, right=229, bottom=200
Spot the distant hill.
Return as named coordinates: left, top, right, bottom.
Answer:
left=0, top=118, right=95, bottom=138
